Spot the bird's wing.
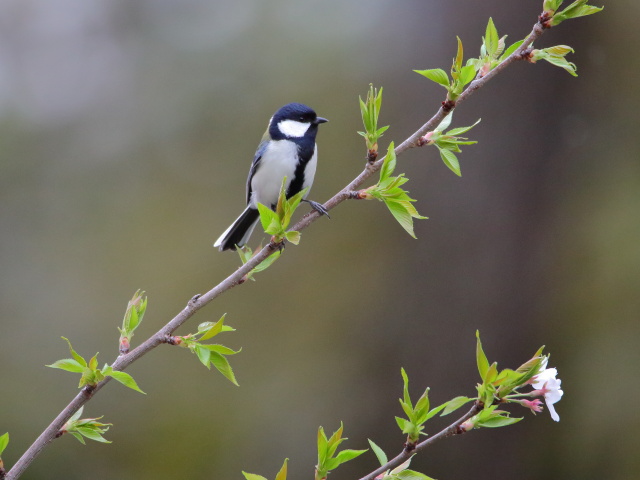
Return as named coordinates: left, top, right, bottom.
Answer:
left=246, top=138, right=270, bottom=205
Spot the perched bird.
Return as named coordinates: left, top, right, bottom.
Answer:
left=214, top=103, right=328, bottom=251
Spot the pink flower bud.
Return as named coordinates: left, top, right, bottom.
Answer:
left=521, top=399, right=544, bottom=414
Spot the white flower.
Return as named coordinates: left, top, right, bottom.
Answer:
left=532, top=358, right=564, bottom=422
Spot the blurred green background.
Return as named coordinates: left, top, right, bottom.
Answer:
left=1, top=1, right=637, bottom=479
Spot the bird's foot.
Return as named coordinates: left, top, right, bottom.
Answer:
left=303, top=199, right=330, bottom=218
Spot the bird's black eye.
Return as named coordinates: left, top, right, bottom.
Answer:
left=299, top=116, right=305, bottom=122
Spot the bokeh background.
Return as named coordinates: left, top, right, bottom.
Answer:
left=1, top=1, right=637, bottom=479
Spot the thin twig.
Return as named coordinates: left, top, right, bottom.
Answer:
left=7, top=19, right=546, bottom=480
left=358, top=402, right=482, bottom=480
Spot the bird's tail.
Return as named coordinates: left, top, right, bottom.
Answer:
left=214, top=206, right=260, bottom=251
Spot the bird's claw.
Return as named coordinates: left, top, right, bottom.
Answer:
left=304, top=199, right=330, bottom=219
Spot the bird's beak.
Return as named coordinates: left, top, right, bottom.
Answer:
left=314, top=117, right=328, bottom=124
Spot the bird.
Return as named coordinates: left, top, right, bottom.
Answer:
left=214, top=102, right=328, bottom=251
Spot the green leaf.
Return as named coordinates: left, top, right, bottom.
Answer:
left=106, top=369, right=146, bottom=394
left=335, top=448, right=368, bottom=464
left=438, top=148, right=461, bottom=176
left=446, top=118, right=481, bottom=136
left=544, top=0, right=563, bottom=11
left=414, top=68, right=450, bottom=88
left=70, top=432, right=86, bottom=444
left=441, top=396, right=473, bottom=416
left=551, top=0, right=603, bottom=25
left=275, top=458, right=289, bottom=480
left=210, top=351, right=239, bottom=386
left=75, top=427, right=111, bottom=443
left=61, top=337, right=87, bottom=368
left=399, top=400, right=415, bottom=422
left=204, top=344, right=241, bottom=355
left=500, top=40, right=524, bottom=61
left=540, top=52, right=578, bottom=76
left=476, top=331, right=490, bottom=380
left=379, top=142, right=397, bottom=181
left=285, top=230, right=301, bottom=245
left=396, top=470, right=436, bottom=480
left=478, top=415, right=523, bottom=428
left=395, top=416, right=410, bottom=432
left=414, top=390, right=430, bottom=421
left=257, top=203, right=280, bottom=234
left=358, top=85, right=389, bottom=152
left=368, top=439, right=388, bottom=466
left=436, top=113, right=453, bottom=132
left=454, top=36, right=464, bottom=73
left=0, top=432, right=8, bottom=456
left=459, top=64, right=476, bottom=88
left=252, top=250, right=281, bottom=274
left=485, top=18, right=499, bottom=57
left=194, top=344, right=212, bottom=367
left=317, top=426, right=328, bottom=466
left=88, top=354, right=99, bottom=371
left=386, top=201, right=418, bottom=238
left=47, top=358, right=85, bottom=373
left=67, top=406, right=84, bottom=424
left=199, top=314, right=226, bottom=341
left=400, top=368, right=412, bottom=407
left=326, top=423, right=344, bottom=452
left=79, top=367, right=98, bottom=388
left=376, top=126, right=390, bottom=136
left=242, top=473, right=268, bottom=480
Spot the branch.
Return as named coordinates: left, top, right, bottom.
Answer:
left=291, top=21, right=544, bottom=234
left=358, top=402, right=482, bottom=480
left=6, top=18, right=546, bottom=480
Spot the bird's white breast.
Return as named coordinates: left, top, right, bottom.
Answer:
left=250, top=140, right=299, bottom=207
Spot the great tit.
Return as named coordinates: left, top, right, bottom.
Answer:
left=214, top=102, right=328, bottom=251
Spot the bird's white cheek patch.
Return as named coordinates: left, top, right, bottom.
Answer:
left=278, top=119, right=310, bottom=138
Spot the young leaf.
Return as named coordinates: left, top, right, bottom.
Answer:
left=46, top=359, right=85, bottom=373
left=439, top=149, right=461, bottom=176
left=454, top=36, right=464, bottom=73
left=335, top=448, right=368, bottom=464
left=551, top=0, right=604, bottom=26
left=199, top=314, right=227, bottom=341
left=358, top=85, right=389, bottom=155
left=485, top=18, right=499, bottom=57
left=459, top=64, right=476, bottom=88
left=210, top=351, right=239, bottom=386
left=242, top=473, right=268, bottom=480
left=257, top=203, right=280, bottom=234
left=446, top=119, right=482, bottom=136
left=385, top=201, right=417, bottom=238
left=395, top=470, right=436, bottom=480
left=62, top=337, right=87, bottom=368
left=379, top=143, right=397, bottom=182
left=414, top=68, right=450, bottom=88
left=441, top=396, right=474, bottom=416
left=316, top=424, right=366, bottom=480
left=237, top=246, right=282, bottom=281
left=500, top=39, right=524, bottom=61
left=275, top=458, right=288, bottom=480
left=103, top=367, right=146, bottom=394
left=70, top=432, right=86, bottom=445
left=0, top=432, right=8, bottom=456
left=478, top=415, right=522, bottom=428
left=75, top=427, right=111, bottom=443
left=368, top=439, right=388, bottom=466
left=61, top=407, right=112, bottom=445
left=476, top=331, right=490, bottom=379
left=285, top=230, right=301, bottom=245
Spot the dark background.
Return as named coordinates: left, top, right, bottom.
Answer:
left=1, top=1, right=637, bottom=479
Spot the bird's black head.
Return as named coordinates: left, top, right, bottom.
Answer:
left=269, top=103, right=328, bottom=141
